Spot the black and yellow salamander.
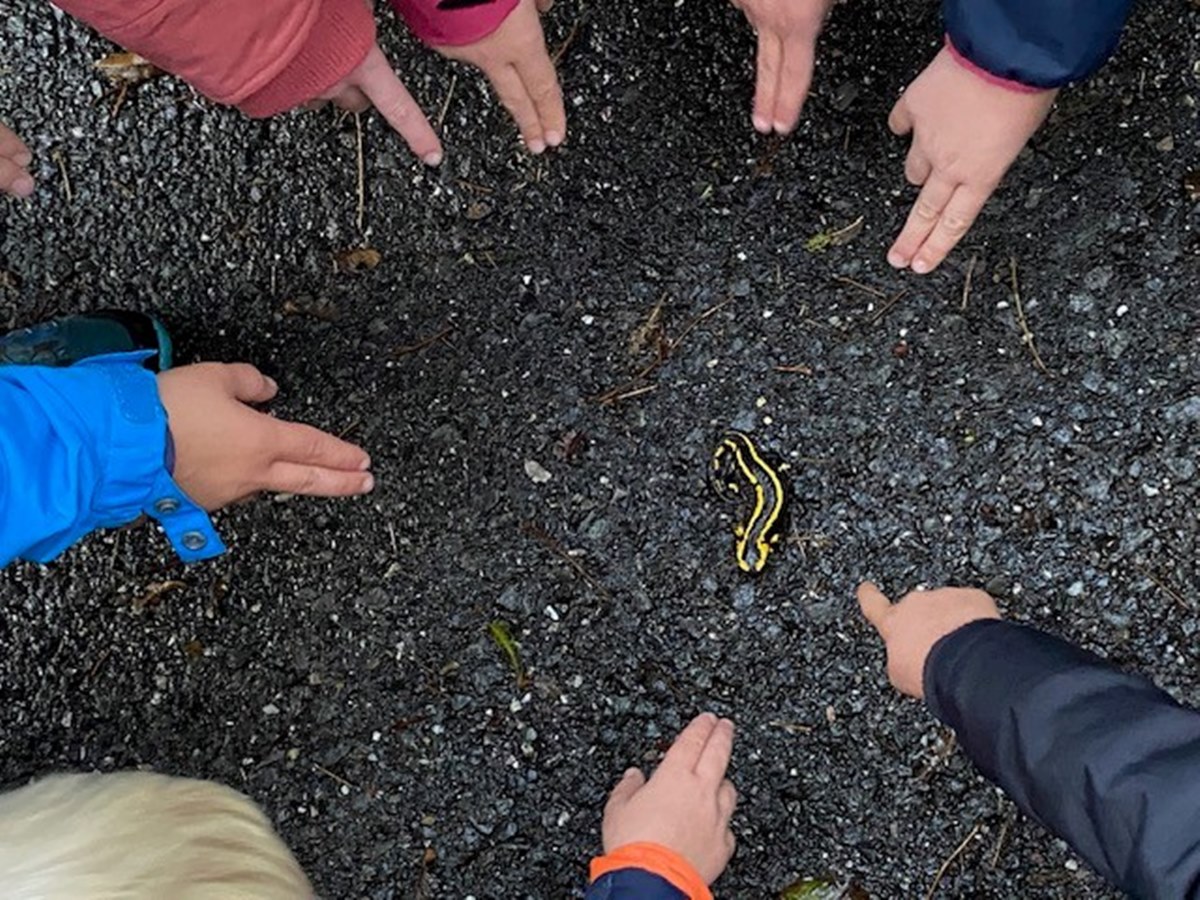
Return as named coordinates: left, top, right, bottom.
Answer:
left=710, top=430, right=788, bottom=574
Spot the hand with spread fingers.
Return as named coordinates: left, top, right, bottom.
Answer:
left=1, top=122, right=34, bottom=199
left=437, top=0, right=565, bottom=154
left=317, top=45, right=445, bottom=166
left=730, top=0, right=834, bottom=135
left=157, top=363, right=374, bottom=511
left=857, top=581, right=1001, bottom=698
left=601, top=713, right=738, bottom=886
left=886, top=47, right=1057, bottom=275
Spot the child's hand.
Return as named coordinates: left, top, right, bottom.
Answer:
left=318, top=45, right=444, bottom=166
left=438, top=0, right=565, bottom=154
left=157, top=363, right=374, bottom=511
left=886, top=47, right=1057, bottom=274
left=1, top=122, right=34, bottom=198
left=857, top=582, right=1001, bottom=698
left=601, top=713, right=738, bottom=885
left=730, top=0, right=833, bottom=134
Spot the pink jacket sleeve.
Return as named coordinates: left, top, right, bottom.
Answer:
left=52, top=0, right=376, bottom=117
left=390, top=0, right=518, bottom=47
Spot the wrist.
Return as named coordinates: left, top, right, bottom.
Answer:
left=391, top=0, right=520, bottom=47
left=590, top=842, right=712, bottom=900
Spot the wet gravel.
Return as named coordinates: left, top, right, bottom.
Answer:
left=1, top=1, right=1198, bottom=897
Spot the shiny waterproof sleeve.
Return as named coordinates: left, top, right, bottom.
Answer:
left=585, top=869, right=688, bottom=900
left=0, top=354, right=224, bottom=567
left=943, top=0, right=1136, bottom=89
left=925, top=619, right=1200, bottom=899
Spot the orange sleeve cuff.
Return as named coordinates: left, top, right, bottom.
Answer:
left=589, top=843, right=712, bottom=900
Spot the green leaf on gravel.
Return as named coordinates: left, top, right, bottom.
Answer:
left=779, top=877, right=870, bottom=900
left=804, top=216, right=864, bottom=253
left=487, top=620, right=527, bottom=689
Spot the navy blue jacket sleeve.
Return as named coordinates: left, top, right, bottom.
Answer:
left=925, top=619, right=1200, bottom=899
left=585, top=869, right=688, bottom=900
left=0, top=353, right=224, bottom=567
left=943, top=0, right=1136, bottom=89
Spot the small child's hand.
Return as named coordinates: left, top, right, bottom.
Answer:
left=886, top=47, right=1057, bottom=274
left=1, top=122, right=34, bottom=198
left=601, top=713, right=738, bottom=885
left=317, top=45, right=445, bottom=166
left=437, top=0, right=565, bottom=154
left=857, top=582, right=1001, bottom=698
left=730, top=0, right=833, bottom=134
left=157, top=363, right=373, bottom=511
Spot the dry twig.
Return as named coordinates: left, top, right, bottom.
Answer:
left=1009, top=258, right=1048, bottom=374
left=961, top=254, right=977, bottom=312
left=925, top=822, right=982, bottom=900
left=354, top=113, right=366, bottom=234
left=436, top=73, right=458, bottom=131
left=394, top=325, right=456, bottom=358
left=520, top=521, right=612, bottom=603
left=552, top=5, right=585, bottom=64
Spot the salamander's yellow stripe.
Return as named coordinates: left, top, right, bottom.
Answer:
left=711, top=431, right=786, bottom=573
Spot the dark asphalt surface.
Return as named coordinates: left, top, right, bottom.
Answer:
left=2, top=1, right=1198, bottom=898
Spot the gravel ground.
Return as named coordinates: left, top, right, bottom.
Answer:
left=1, top=2, right=1198, bottom=898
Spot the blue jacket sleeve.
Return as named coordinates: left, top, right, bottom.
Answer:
left=0, top=353, right=225, bottom=567
left=925, top=619, right=1200, bottom=900
left=585, top=869, right=688, bottom=900
left=943, top=0, right=1136, bottom=89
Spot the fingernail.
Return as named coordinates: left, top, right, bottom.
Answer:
left=359, top=455, right=372, bottom=471
left=886, top=251, right=907, bottom=269
left=544, top=130, right=563, bottom=148
left=361, top=474, right=375, bottom=493
left=623, top=767, right=640, bottom=778
left=773, top=121, right=793, bottom=135
left=912, top=258, right=931, bottom=274
left=423, top=151, right=443, bottom=167
left=12, top=175, right=34, bottom=197
left=13, top=151, right=32, bottom=167
left=751, top=114, right=771, bottom=134
left=527, top=139, right=546, bottom=155
left=265, top=376, right=279, bottom=392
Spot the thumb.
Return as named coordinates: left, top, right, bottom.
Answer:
left=887, top=95, right=913, bottom=137
left=536, top=0, right=554, bottom=12
left=604, top=768, right=646, bottom=813
left=856, top=582, right=893, bottom=634
left=221, top=363, right=279, bottom=404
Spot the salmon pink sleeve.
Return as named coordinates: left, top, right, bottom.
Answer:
left=52, top=0, right=376, bottom=117
left=390, top=0, right=518, bottom=47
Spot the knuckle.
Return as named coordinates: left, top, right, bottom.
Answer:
left=913, top=202, right=940, bottom=221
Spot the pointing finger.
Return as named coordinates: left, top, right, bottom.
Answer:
left=273, top=420, right=371, bottom=472
left=265, top=461, right=375, bottom=498
left=910, top=184, right=989, bottom=274
left=490, top=63, right=546, bottom=153
left=354, top=47, right=443, bottom=165
left=856, top=582, right=893, bottom=634
left=695, top=717, right=735, bottom=783
left=772, top=38, right=815, bottom=133
left=752, top=31, right=782, bottom=134
left=661, top=713, right=719, bottom=773
left=888, top=174, right=956, bottom=269
left=516, top=43, right=566, bottom=147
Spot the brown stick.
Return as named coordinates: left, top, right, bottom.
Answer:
left=1009, top=258, right=1048, bottom=374
left=520, top=521, right=612, bottom=603
left=961, top=254, right=977, bottom=312
left=354, top=113, right=366, bottom=235
left=394, top=325, right=456, bottom=358
left=925, top=822, right=982, bottom=900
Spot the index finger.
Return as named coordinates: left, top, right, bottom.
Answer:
left=273, top=419, right=371, bottom=472
left=910, top=185, right=989, bottom=274
left=772, top=38, right=815, bottom=133
left=659, top=713, right=719, bottom=773
left=695, top=717, right=735, bottom=783
left=0, top=125, right=31, bottom=167
left=516, top=48, right=566, bottom=146
left=354, top=48, right=443, bottom=166
left=856, top=582, right=893, bottom=634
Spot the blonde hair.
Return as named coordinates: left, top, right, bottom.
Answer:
left=0, top=772, right=313, bottom=899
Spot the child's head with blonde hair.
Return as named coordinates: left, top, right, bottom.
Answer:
left=0, top=771, right=313, bottom=899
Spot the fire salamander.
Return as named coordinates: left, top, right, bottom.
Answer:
left=710, top=430, right=788, bottom=574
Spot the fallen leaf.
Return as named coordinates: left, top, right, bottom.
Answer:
left=464, top=201, right=492, bottom=221
left=779, top=877, right=870, bottom=900
left=183, top=639, right=205, bottom=660
left=94, top=52, right=161, bottom=86
left=804, top=216, right=864, bottom=253
left=281, top=296, right=340, bottom=322
left=334, top=247, right=382, bottom=273
left=487, top=620, right=528, bottom=688
left=554, top=430, right=588, bottom=461
left=628, top=301, right=665, bottom=357
left=132, top=580, right=187, bottom=612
